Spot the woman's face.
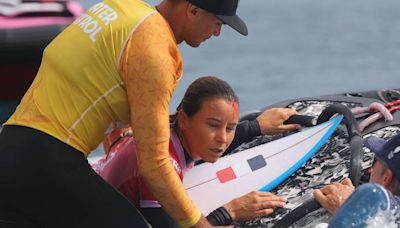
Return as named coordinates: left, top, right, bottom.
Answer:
left=179, top=98, right=239, bottom=163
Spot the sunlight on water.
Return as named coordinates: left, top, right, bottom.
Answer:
left=311, top=207, right=398, bottom=228
left=365, top=207, right=398, bottom=228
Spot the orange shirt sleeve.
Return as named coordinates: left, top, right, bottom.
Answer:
left=118, top=13, right=201, bottom=227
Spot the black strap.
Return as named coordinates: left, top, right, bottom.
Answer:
left=272, top=199, right=321, bottom=228
left=206, top=207, right=233, bottom=226
left=272, top=103, right=363, bottom=228
left=283, top=114, right=315, bottom=127
left=317, top=103, right=363, bottom=186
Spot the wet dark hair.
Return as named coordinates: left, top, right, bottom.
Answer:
left=171, top=76, right=239, bottom=123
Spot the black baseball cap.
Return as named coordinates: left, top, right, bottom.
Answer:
left=364, top=133, right=400, bottom=181
left=187, top=0, right=248, bottom=36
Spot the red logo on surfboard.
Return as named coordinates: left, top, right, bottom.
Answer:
left=216, top=155, right=267, bottom=183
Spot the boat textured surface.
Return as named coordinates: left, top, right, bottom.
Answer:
left=232, top=100, right=400, bottom=228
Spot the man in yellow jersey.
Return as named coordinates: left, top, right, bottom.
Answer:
left=0, top=0, right=296, bottom=227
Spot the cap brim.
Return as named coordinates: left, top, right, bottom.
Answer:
left=364, top=136, right=387, bottom=157
left=216, top=14, right=248, bottom=36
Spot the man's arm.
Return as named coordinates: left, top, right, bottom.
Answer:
left=119, top=14, right=202, bottom=227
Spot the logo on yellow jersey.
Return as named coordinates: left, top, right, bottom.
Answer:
left=72, top=2, right=118, bottom=42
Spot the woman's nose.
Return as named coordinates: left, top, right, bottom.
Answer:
left=215, top=129, right=227, bottom=144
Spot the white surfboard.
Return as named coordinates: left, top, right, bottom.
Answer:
left=183, top=115, right=343, bottom=215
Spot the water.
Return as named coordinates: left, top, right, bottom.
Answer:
left=2, top=0, right=400, bottom=118
left=72, top=0, right=400, bottom=113
left=127, top=0, right=400, bottom=113
left=365, top=207, right=398, bottom=228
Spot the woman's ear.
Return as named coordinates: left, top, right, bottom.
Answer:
left=177, top=109, right=188, bottom=131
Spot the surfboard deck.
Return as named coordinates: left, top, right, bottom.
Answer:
left=183, top=115, right=342, bottom=215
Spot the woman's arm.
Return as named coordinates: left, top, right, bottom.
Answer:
left=225, top=108, right=300, bottom=154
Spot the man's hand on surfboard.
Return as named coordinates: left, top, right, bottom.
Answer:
left=222, top=191, right=287, bottom=221
left=256, top=108, right=301, bottom=135
left=313, top=178, right=355, bottom=214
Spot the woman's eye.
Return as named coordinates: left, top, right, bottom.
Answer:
left=226, top=127, right=235, bottom=133
left=207, top=123, right=219, bottom=128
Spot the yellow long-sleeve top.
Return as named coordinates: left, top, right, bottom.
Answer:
left=5, top=0, right=201, bottom=226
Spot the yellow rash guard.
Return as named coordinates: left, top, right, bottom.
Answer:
left=5, top=0, right=201, bottom=226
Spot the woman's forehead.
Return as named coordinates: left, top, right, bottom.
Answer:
left=199, top=98, right=237, bottom=110
left=196, top=98, right=239, bottom=120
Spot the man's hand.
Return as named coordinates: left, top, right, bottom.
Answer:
left=313, top=178, right=355, bottom=214
left=223, top=191, right=286, bottom=222
left=256, top=108, right=300, bottom=135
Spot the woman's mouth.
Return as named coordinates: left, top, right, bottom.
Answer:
left=210, top=148, right=224, bottom=154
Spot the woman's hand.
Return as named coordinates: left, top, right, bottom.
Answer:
left=313, top=178, right=355, bottom=214
left=223, top=191, right=287, bottom=222
left=256, top=108, right=300, bottom=135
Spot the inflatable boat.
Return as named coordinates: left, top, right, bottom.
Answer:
left=230, top=88, right=400, bottom=227
left=0, top=0, right=83, bottom=101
